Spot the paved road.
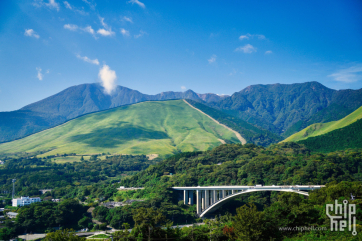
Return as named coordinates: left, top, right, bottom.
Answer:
left=18, top=233, right=47, bottom=240
left=17, top=222, right=206, bottom=240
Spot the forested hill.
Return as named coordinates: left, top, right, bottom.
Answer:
left=0, top=84, right=227, bottom=143
left=208, top=82, right=362, bottom=136
left=186, top=99, right=282, bottom=146
left=121, top=142, right=362, bottom=189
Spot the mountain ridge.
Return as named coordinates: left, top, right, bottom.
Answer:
left=1, top=81, right=362, bottom=144
left=0, top=84, right=228, bottom=143
left=209, top=81, right=362, bottom=136
left=0, top=100, right=240, bottom=156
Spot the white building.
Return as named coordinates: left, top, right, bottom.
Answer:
left=7, top=212, right=18, bottom=219
left=12, top=196, right=41, bottom=207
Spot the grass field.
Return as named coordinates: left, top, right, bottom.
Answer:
left=87, top=233, right=111, bottom=240
left=51, top=155, right=108, bottom=163
left=0, top=100, right=240, bottom=156
left=283, top=105, right=362, bottom=142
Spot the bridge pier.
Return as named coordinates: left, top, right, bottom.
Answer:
left=205, top=190, right=209, bottom=209
left=184, top=190, right=188, bottom=205
left=196, top=190, right=201, bottom=214
left=189, top=190, right=194, bottom=204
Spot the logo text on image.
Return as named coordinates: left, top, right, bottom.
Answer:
left=326, top=199, right=357, bottom=236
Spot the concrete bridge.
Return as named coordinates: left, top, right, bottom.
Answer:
left=172, top=185, right=325, bottom=218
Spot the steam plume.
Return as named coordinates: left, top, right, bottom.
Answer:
left=98, top=64, right=117, bottom=94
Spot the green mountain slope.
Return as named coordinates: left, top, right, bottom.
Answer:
left=0, top=83, right=228, bottom=143
left=283, top=105, right=362, bottom=142
left=297, top=118, right=362, bottom=152
left=186, top=99, right=282, bottom=146
left=0, top=100, right=240, bottom=156
left=209, top=82, right=362, bottom=136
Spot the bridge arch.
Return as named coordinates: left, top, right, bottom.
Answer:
left=172, top=185, right=324, bottom=218
left=199, top=188, right=308, bottom=218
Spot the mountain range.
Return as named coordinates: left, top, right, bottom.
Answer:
left=1, top=81, right=362, bottom=144
left=0, top=100, right=240, bottom=156
left=209, top=82, right=362, bottom=136
left=0, top=84, right=227, bottom=143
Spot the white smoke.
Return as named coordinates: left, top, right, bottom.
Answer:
left=98, top=64, right=117, bottom=94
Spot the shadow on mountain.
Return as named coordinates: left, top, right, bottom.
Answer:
left=68, top=124, right=170, bottom=148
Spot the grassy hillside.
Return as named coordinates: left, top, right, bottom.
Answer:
left=297, top=118, right=362, bottom=152
left=0, top=83, right=227, bottom=144
left=186, top=99, right=282, bottom=146
left=283, top=105, right=362, bottom=142
left=0, top=100, right=239, bottom=156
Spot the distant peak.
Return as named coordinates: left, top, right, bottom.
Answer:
left=239, top=81, right=333, bottom=94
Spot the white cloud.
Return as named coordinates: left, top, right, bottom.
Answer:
left=127, top=0, right=145, bottom=9
left=64, top=24, right=78, bottom=31
left=97, top=28, right=115, bottom=36
left=63, top=1, right=87, bottom=15
left=99, top=64, right=117, bottom=95
left=97, top=17, right=115, bottom=36
left=45, top=0, right=60, bottom=11
left=36, top=67, right=43, bottom=80
left=120, top=28, right=130, bottom=37
left=122, top=16, right=133, bottom=23
left=328, top=64, right=362, bottom=83
left=82, top=0, right=96, bottom=10
left=134, top=30, right=147, bottom=38
left=239, top=33, right=251, bottom=40
left=76, top=54, right=99, bottom=65
left=63, top=1, right=71, bottom=9
left=33, top=0, right=59, bottom=11
left=239, top=33, right=266, bottom=40
left=208, top=54, right=217, bottom=64
left=265, top=50, right=273, bottom=54
left=235, top=44, right=257, bottom=53
left=24, top=29, right=40, bottom=39
left=99, top=16, right=108, bottom=28
left=64, top=24, right=97, bottom=37
left=181, top=86, right=187, bottom=90
left=83, top=26, right=95, bottom=35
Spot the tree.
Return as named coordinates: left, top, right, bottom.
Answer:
left=233, top=203, right=265, bottom=241
left=132, top=207, right=167, bottom=240
left=55, top=199, right=86, bottom=227
left=0, top=227, right=16, bottom=241
left=113, top=224, right=132, bottom=241
left=78, top=216, right=92, bottom=229
left=44, top=229, right=86, bottom=241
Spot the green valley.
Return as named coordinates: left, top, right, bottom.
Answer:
left=0, top=100, right=240, bottom=157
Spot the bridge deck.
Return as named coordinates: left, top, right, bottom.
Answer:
left=173, top=185, right=324, bottom=191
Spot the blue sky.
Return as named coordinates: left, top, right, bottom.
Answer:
left=0, top=0, right=361, bottom=111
